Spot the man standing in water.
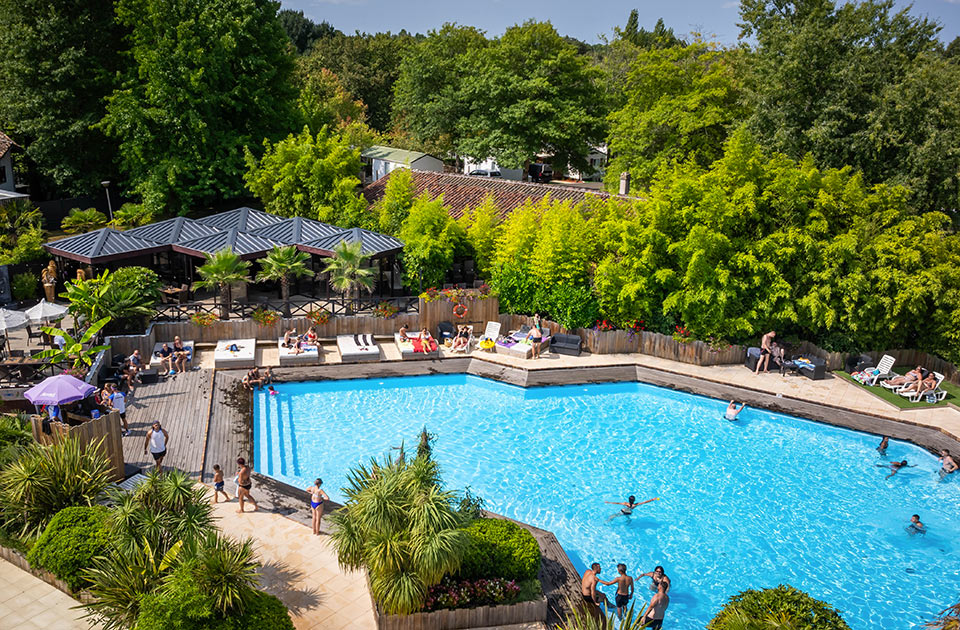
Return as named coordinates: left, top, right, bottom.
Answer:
left=599, top=563, right=634, bottom=620
left=580, top=563, right=608, bottom=616
left=642, top=580, right=670, bottom=629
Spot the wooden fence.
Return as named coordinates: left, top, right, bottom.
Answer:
left=498, top=314, right=748, bottom=365
left=420, top=297, right=500, bottom=334
left=30, top=411, right=124, bottom=481
left=373, top=597, right=547, bottom=630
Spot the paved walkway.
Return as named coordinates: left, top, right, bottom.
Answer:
left=208, top=489, right=375, bottom=630
left=0, top=558, right=91, bottom=630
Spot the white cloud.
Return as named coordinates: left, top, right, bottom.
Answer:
left=722, top=1, right=739, bottom=8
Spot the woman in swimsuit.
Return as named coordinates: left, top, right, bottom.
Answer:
left=306, top=478, right=329, bottom=535
left=638, top=566, right=671, bottom=593
left=525, top=324, right=543, bottom=359
left=883, top=366, right=923, bottom=389
left=605, top=495, right=658, bottom=520
left=235, top=457, right=258, bottom=513
left=173, top=336, right=189, bottom=373
left=451, top=325, right=470, bottom=351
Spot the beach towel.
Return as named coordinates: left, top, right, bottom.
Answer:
left=413, top=338, right=437, bottom=353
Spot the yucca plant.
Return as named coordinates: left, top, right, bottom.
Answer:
left=322, top=240, right=374, bottom=311
left=83, top=538, right=183, bottom=630
left=0, top=437, right=113, bottom=537
left=37, top=316, right=111, bottom=370
left=256, top=245, right=313, bottom=317
left=194, top=248, right=251, bottom=320
left=556, top=597, right=649, bottom=630
left=192, top=532, right=260, bottom=614
left=329, top=448, right=466, bottom=614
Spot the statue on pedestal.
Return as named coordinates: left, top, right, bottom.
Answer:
left=41, top=260, right=58, bottom=302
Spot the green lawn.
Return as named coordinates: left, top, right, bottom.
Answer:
left=836, top=367, right=959, bottom=410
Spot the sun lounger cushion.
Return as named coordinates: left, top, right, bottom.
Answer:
left=277, top=337, right=320, bottom=366
left=338, top=334, right=379, bottom=362
left=214, top=339, right=256, bottom=369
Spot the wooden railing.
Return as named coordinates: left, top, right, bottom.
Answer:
left=0, top=359, right=78, bottom=388
left=151, top=296, right=421, bottom=322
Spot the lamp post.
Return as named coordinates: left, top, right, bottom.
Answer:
left=100, top=180, right=114, bottom=221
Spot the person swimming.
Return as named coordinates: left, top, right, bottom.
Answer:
left=724, top=400, right=746, bottom=421
left=605, top=495, right=659, bottom=520
left=877, top=436, right=889, bottom=456
left=906, top=514, right=926, bottom=536
left=878, top=460, right=914, bottom=479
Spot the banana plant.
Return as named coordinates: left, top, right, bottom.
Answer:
left=37, top=317, right=111, bottom=369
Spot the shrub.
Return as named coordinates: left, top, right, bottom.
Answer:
left=422, top=576, right=522, bottom=612
left=28, top=506, right=110, bottom=591
left=0, top=413, right=32, bottom=470
left=110, top=267, right=162, bottom=304
left=234, top=590, right=295, bottom=629
left=0, top=225, right=47, bottom=265
left=459, top=519, right=540, bottom=582
left=0, top=437, right=113, bottom=536
left=708, top=585, right=851, bottom=630
left=11, top=272, right=38, bottom=301
left=110, top=203, right=156, bottom=229
left=61, top=207, right=109, bottom=234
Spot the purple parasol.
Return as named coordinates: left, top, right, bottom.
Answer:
left=23, top=374, right=96, bottom=406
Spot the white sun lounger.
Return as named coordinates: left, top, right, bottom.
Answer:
left=214, top=338, right=256, bottom=369
left=394, top=332, right=439, bottom=360
left=277, top=337, right=320, bottom=366
left=450, top=325, right=474, bottom=354
left=899, top=371, right=947, bottom=403
left=337, top=334, right=380, bottom=363
left=864, top=354, right=895, bottom=386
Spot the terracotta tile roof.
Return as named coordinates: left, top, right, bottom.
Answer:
left=362, top=170, right=633, bottom=220
left=0, top=132, right=15, bottom=159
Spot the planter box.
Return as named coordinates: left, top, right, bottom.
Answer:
left=373, top=596, right=547, bottom=630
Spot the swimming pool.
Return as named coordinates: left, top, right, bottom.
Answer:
left=253, top=375, right=960, bottom=628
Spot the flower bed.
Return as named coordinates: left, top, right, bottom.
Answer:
left=189, top=312, right=217, bottom=327
left=372, top=301, right=399, bottom=319
left=306, top=309, right=331, bottom=325
left=251, top=308, right=281, bottom=326
left=421, top=577, right=521, bottom=612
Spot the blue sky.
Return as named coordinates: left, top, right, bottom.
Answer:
left=281, top=0, right=960, bottom=45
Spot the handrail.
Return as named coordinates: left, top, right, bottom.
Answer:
left=150, top=296, right=420, bottom=322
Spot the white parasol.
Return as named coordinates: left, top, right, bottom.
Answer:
left=0, top=308, right=29, bottom=333
left=24, top=299, right=69, bottom=325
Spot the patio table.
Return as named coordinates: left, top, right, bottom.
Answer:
left=0, top=357, right=46, bottom=383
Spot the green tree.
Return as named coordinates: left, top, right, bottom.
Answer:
left=0, top=199, right=43, bottom=251
left=194, top=249, right=251, bottom=320
left=375, top=168, right=417, bottom=235
left=457, top=21, right=607, bottom=177
left=708, top=585, right=850, bottom=630
left=256, top=245, right=314, bottom=316
left=392, top=24, right=489, bottom=156
left=322, top=241, right=375, bottom=304
left=277, top=8, right=337, bottom=54
left=739, top=0, right=956, bottom=210
left=303, top=31, right=415, bottom=131
left=457, top=196, right=501, bottom=278
left=329, top=448, right=466, bottom=615
left=37, top=318, right=111, bottom=370
left=0, top=0, right=125, bottom=195
left=101, top=0, right=298, bottom=215
left=60, top=269, right=158, bottom=333
left=109, top=203, right=156, bottom=229
left=297, top=67, right=367, bottom=133
left=61, top=208, right=109, bottom=234
left=606, top=41, right=745, bottom=190
left=244, top=126, right=368, bottom=226
left=398, top=194, right=464, bottom=291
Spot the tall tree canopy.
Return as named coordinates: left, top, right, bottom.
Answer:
left=297, top=67, right=367, bottom=133
left=277, top=8, right=337, bottom=54
left=739, top=0, right=959, bottom=211
left=243, top=126, right=369, bottom=228
left=392, top=24, right=489, bottom=156
left=302, top=31, right=415, bottom=131
left=101, top=0, right=298, bottom=215
left=456, top=21, right=607, bottom=175
left=0, top=0, right=126, bottom=196
left=606, top=41, right=745, bottom=189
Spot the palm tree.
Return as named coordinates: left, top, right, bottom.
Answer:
left=37, top=317, right=111, bottom=371
left=329, top=450, right=466, bottom=615
left=194, top=248, right=251, bottom=320
left=322, top=241, right=374, bottom=312
left=256, top=245, right=313, bottom=317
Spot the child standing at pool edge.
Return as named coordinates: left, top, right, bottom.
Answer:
left=212, top=464, right=230, bottom=503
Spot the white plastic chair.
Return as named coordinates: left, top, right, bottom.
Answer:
left=865, top=354, right=895, bottom=386
left=900, top=371, right=947, bottom=403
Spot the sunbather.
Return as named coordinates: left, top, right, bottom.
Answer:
left=398, top=325, right=410, bottom=341
left=451, top=325, right=470, bottom=351
left=282, top=327, right=298, bottom=348
left=304, top=327, right=319, bottom=346
left=901, top=372, right=936, bottom=396
left=416, top=328, right=435, bottom=353
left=883, top=366, right=923, bottom=389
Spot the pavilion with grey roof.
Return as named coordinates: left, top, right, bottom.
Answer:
left=43, top=207, right=405, bottom=298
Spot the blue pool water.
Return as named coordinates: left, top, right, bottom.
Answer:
left=254, top=375, right=959, bottom=629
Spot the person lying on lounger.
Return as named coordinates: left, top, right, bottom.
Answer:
left=451, top=325, right=470, bottom=351
left=901, top=372, right=936, bottom=396
left=416, top=328, right=435, bottom=353
left=883, top=366, right=923, bottom=389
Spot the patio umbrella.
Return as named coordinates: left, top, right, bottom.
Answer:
left=25, top=299, right=69, bottom=325
left=23, top=374, right=95, bottom=406
left=0, top=308, right=29, bottom=353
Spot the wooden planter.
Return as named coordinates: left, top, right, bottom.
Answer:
left=372, top=596, right=547, bottom=630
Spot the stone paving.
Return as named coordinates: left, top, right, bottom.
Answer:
left=207, top=489, right=376, bottom=630
left=0, top=558, right=91, bottom=630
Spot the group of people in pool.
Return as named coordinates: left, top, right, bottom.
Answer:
left=581, top=560, right=670, bottom=627
left=874, top=436, right=957, bottom=537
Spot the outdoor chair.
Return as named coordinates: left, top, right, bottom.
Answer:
left=9, top=350, right=25, bottom=358
left=437, top=321, right=456, bottom=344
left=25, top=326, right=44, bottom=345
left=900, top=371, right=948, bottom=403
